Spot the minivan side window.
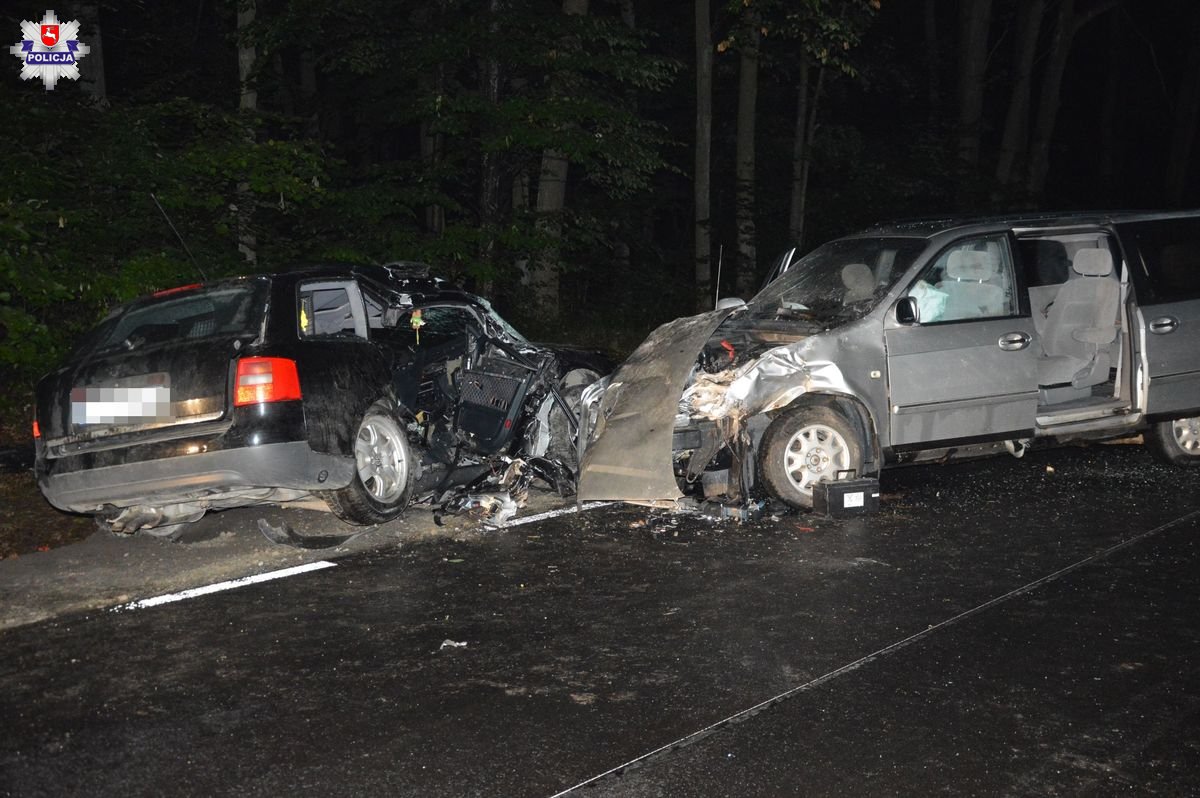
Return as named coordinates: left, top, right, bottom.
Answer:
left=906, top=236, right=1018, bottom=323
left=1120, top=218, right=1200, bottom=303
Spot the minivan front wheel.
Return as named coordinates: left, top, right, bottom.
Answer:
left=323, top=403, right=417, bottom=525
left=1146, top=416, right=1200, bottom=466
left=758, top=405, right=864, bottom=509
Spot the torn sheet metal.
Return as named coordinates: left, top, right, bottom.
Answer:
left=435, top=456, right=573, bottom=527
left=578, top=309, right=734, bottom=502
left=681, top=343, right=851, bottom=422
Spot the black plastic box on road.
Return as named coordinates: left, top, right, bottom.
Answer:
left=813, top=472, right=880, bottom=518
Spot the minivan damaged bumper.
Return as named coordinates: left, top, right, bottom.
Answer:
left=577, top=309, right=733, bottom=502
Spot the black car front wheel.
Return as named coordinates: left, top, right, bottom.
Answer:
left=323, top=402, right=417, bottom=525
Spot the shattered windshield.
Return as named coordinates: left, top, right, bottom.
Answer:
left=747, top=237, right=927, bottom=324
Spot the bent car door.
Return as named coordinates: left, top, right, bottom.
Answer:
left=883, top=234, right=1039, bottom=447
left=1118, top=217, right=1200, bottom=418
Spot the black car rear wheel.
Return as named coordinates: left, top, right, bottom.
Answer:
left=323, top=402, right=417, bottom=525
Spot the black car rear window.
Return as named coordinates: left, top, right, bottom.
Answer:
left=85, top=282, right=267, bottom=355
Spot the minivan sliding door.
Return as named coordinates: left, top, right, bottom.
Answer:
left=1119, top=217, right=1200, bottom=418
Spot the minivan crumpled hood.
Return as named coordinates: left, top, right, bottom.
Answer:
left=577, top=309, right=732, bottom=502
left=579, top=309, right=852, bottom=503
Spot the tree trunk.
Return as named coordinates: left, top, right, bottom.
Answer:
left=994, top=0, right=1043, bottom=187
left=478, top=0, right=502, bottom=292
left=530, top=0, right=589, bottom=319
left=619, top=0, right=635, bottom=29
left=734, top=6, right=760, bottom=299
left=923, top=0, right=941, bottom=120
left=694, top=0, right=713, bottom=311
left=236, top=0, right=257, bottom=265
left=421, top=61, right=447, bottom=236
left=1026, top=0, right=1119, bottom=196
left=956, top=0, right=993, bottom=168
left=1167, top=14, right=1200, bottom=204
left=1097, top=9, right=1122, bottom=198
left=69, top=2, right=106, bottom=106
left=299, top=49, right=320, bottom=137
left=789, top=59, right=824, bottom=251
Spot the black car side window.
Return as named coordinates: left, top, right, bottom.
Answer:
left=298, top=280, right=369, bottom=339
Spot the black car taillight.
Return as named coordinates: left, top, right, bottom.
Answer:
left=234, top=357, right=302, bottom=407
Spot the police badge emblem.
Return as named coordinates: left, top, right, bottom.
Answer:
left=9, top=10, right=90, bottom=90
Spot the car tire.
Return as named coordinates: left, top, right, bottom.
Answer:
left=1146, top=416, right=1200, bottom=466
left=323, top=402, right=417, bottom=525
left=757, top=405, right=864, bottom=509
left=547, top=369, right=601, bottom=472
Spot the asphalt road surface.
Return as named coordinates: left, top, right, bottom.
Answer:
left=2, top=443, right=1199, bottom=796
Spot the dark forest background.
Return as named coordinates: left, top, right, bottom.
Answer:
left=2, top=0, right=1199, bottom=414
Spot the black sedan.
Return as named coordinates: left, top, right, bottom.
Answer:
left=33, top=263, right=609, bottom=538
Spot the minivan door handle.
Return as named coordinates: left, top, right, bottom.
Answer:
left=998, top=331, right=1031, bottom=351
left=1149, top=316, right=1179, bottom=335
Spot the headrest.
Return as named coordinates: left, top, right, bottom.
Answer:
left=1072, top=248, right=1113, bottom=277
left=946, top=250, right=998, bottom=281
left=841, top=263, right=875, bottom=300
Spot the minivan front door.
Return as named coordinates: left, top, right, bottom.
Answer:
left=884, top=234, right=1039, bottom=447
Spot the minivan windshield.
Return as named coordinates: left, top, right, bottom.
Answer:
left=747, top=237, right=927, bottom=324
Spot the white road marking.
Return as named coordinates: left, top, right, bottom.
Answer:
left=110, top=561, right=338, bottom=612
left=504, top=501, right=616, bottom=529
left=547, top=508, right=1200, bottom=797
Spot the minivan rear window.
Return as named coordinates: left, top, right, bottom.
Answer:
left=85, top=282, right=267, bottom=356
left=1121, top=218, right=1200, bottom=303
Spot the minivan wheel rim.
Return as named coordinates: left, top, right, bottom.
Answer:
left=783, top=423, right=851, bottom=495
left=354, top=416, right=408, bottom=503
left=1172, top=417, right=1200, bottom=454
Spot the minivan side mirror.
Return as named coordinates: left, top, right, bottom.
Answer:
left=715, top=297, right=747, bottom=311
left=895, top=296, right=920, bottom=325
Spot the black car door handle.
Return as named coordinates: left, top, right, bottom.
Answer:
left=998, top=331, right=1031, bottom=351
left=1149, top=316, right=1179, bottom=335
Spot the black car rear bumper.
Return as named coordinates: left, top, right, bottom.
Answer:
left=38, top=441, right=356, bottom=513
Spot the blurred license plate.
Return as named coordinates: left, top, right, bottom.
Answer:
left=71, top=375, right=173, bottom=425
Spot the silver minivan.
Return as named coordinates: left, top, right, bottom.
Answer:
left=577, top=210, right=1200, bottom=508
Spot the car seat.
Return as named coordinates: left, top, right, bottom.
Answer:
left=936, top=249, right=1007, bottom=320
left=1037, top=248, right=1120, bottom=396
left=841, top=263, right=876, bottom=304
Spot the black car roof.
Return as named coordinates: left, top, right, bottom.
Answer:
left=847, top=208, right=1200, bottom=239
left=142, top=262, right=479, bottom=309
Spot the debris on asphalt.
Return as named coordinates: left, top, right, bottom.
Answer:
left=256, top=518, right=370, bottom=549
left=433, top=457, right=573, bottom=528
left=438, top=639, right=468, bottom=651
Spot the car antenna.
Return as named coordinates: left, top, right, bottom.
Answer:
left=150, top=192, right=208, bottom=282
left=713, top=244, right=724, bottom=310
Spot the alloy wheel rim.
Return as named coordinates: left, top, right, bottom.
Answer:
left=354, top=417, right=408, bottom=502
left=1172, top=417, right=1200, bottom=454
left=783, top=423, right=851, bottom=495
